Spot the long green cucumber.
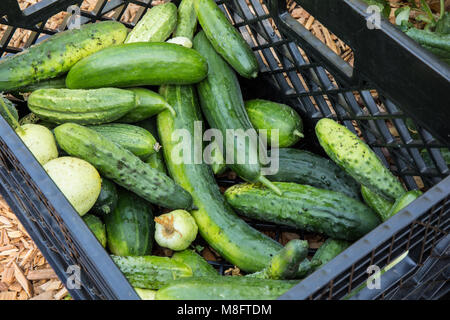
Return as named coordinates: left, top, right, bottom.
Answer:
left=194, top=0, right=258, bottom=78
left=137, top=118, right=167, bottom=174
left=361, top=185, right=394, bottom=222
left=8, top=76, right=66, bottom=94
left=225, top=182, right=381, bottom=241
left=28, top=88, right=136, bottom=125
left=125, top=2, right=177, bottom=43
left=174, top=0, right=197, bottom=40
left=172, top=250, right=219, bottom=277
left=111, top=255, right=193, bottom=289
left=386, top=190, right=422, bottom=220
left=82, top=214, right=107, bottom=248
left=157, top=84, right=283, bottom=273
left=194, top=31, right=280, bottom=195
left=54, top=123, right=193, bottom=210
left=0, top=21, right=127, bottom=92
left=316, top=118, right=405, bottom=201
left=156, top=276, right=298, bottom=300
left=267, top=148, right=361, bottom=200
left=66, top=42, right=208, bottom=89
left=134, top=288, right=156, bottom=300
left=311, top=238, right=350, bottom=270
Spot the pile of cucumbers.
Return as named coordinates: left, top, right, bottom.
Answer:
left=0, top=0, right=422, bottom=300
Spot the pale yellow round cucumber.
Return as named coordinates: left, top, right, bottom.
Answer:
left=16, top=124, right=58, bottom=165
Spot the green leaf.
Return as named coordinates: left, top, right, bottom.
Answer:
left=395, top=7, right=411, bottom=26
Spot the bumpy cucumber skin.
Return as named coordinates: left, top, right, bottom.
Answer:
left=157, top=84, right=283, bottom=273
left=174, top=0, right=197, bottom=40
left=156, top=276, right=298, bottom=300
left=386, top=190, right=422, bottom=220
left=311, top=238, right=350, bottom=269
left=0, top=96, right=19, bottom=128
left=89, top=123, right=158, bottom=160
left=54, top=123, right=193, bottom=210
left=245, top=99, right=303, bottom=148
left=120, top=88, right=173, bottom=123
left=172, top=250, right=219, bottom=277
left=82, top=214, right=107, bottom=248
left=194, top=0, right=258, bottom=79
left=316, top=118, right=405, bottom=201
left=91, top=178, right=118, bottom=216
left=111, top=255, right=193, bottom=289
left=194, top=31, right=263, bottom=183
left=268, top=148, right=361, bottom=200
left=0, top=21, right=127, bottom=92
left=225, top=182, right=380, bottom=241
left=361, top=185, right=394, bottom=222
left=28, top=88, right=136, bottom=125
left=105, top=188, right=154, bottom=256
left=125, top=2, right=177, bottom=43
left=66, top=42, right=208, bottom=89
left=137, top=118, right=167, bottom=174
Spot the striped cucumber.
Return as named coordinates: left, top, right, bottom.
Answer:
left=54, top=123, right=193, bottom=210
left=361, top=185, right=394, bottom=222
left=386, top=190, right=422, bottom=220
left=316, top=118, right=405, bottom=201
left=194, top=31, right=280, bottom=195
left=194, top=0, right=258, bottom=78
left=225, top=182, right=380, bottom=241
left=174, top=0, right=197, bottom=40
left=172, top=250, right=219, bottom=277
left=0, top=21, right=127, bottom=92
left=157, top=84, right=283, bottom=273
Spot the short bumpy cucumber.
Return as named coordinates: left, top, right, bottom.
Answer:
left=54, top=123, right=193, bottom=210
left=172, top=250, right=219, bottom=277
left=311, top=238, right=350, bottom=269
left=105, top=188, right=154, bottom=256
left=194, top=31, right=280, bottom=195
left=225, top=182, right=380, bottom=241
left=157, top=84, right=283, bottom=273
left=66, top=42, right=208, bottom=89
left=28, top=88, right=136, bottom=125
left=83, top=214, right=107, bottom=248
left=386, top=190, right=422, bottom=219
left=174, top=0, right=197, bottom=40
left=125, top=2, right=177, bottom=43
left=119, top=88, right=175, bottom=123
left=137, top=118, right=167, bottom=174
left=90, top=178, right=118, bottom=216
left=267, top=148, right=361, bottom=200
left=156, top=276, right=298, bottom=300
left=245, top=99, right=304, bottom=148
left=111, top=255, right=193, bottom=289
left=316, top=118, right=405, bottom=201
left=194, top=0, right=258, bottom=78
left=89, top=123, right=159, bottom=160
left=361, top=185, right=394, bottom=222
left=0, top=21, right=127, bottom=92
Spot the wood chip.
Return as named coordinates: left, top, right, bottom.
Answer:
left=0, top=291, right=16, bottom=300
left=13, top=261, right=33, bottom=297
left=54, top=287, right=68, bottom=300
left=26, top=268, right=58, bottom=281
left=1, top=267, right=14, bottom=284
left=29, top=290, right=55, bottom=300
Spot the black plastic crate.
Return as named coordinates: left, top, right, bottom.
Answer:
left=0, top=0, right=448, bottom=300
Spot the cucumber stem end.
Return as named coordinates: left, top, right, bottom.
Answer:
left=258, top=176, right=282, bottom=196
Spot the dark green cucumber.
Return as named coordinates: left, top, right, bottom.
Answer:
left=8, top=76, right=66, bottom=94
left=0, top=96, right=19, bottom=129
left=82, top=214, right=106, bottom=248
left=311, top=238, right=350, bottom=269
left=28, top=88, right=136, bottom=125
left=156, top=276, right=298, bottom=300
left=157, top=84, right=283, bottom=273
left=120, top=88, right=175, bottom=123
left=105, top=188, right=154, bottom=256
left=209, top=141, right=227, bottom=175
left=316, top=118, right=405, bottom=201
left=111, top=255, right=193, bottom=289
left=361, top=185, right=394, bottom=222
left=267, top=148, right=361, bottom=200
left=194, top=31, right=280, bottom=195
left=66, top=42, right=208, bottom=89
left=194, top=0, right=258, bottom=78
left=174, top=0, right=197, bottom=40
left=172, top=250, right=219, bottom=277
left=54, top=123, right=193, bottom=210
left=386, top=190, right=422, bottom=220
left=125, top=2, right=177, bottom=43
left=0, top=21, right=127, bottom=92
left=245, top=99, right=304, bottom=148
left=91, top=177, right=118, bottom=216
left=225, top=182, right=380, bottom=241
left=19, top=113, right=40, bottom=126
left=88, top=123, right=159, bottom=160
left=137, top=118, right=167, bottom=174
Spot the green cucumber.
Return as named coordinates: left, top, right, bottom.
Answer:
left=9, top=76, right=66, bottom=94
left=174, top=0, right=197, bottom=40
left=194, top=31, right=280, bottom=195
left=19, top=113, right=40, bottom=126
left=172, top=250, right=219, bottom=277
left=105, top=188, right=154, bottom=256
left=194, top=0, right=258, bottom=78
left=28, top=88, right=136, bottom=125
left=111, top=255, right=193, bottom=289
left=245, top=99, right=304, bottom=148
left=316, top=118, right=405, bottom=201
left=119, top=88, right=175, bottom=123
left=225, top=182, right=380, bottom=241
left=91, top=177, right=118, bottom=216
left=125, top=2, right=177, bottom=43
left=54, top=123, right=193, bottom=210
left=209, top=141, right=227, bottom=175
left=82, top=214, right=106, bottom=248
left=156, top=276, right=298, bottom=300
left=361, top=185, right=394, bottom=222
left=134, top=288, right=156, bottom=300
left=137, top=118, right=167, bottom=174
left=66, top=42, right=208, bottom=89
left=267, top=148, right=361, bottom=200
left=0, top=21, right=127, bottom=92
left=88, top=123, right=159, bottom=160
left=386, top=190, right=423, bottom=220
left=0, top=96, right=19, bottom=129
left=157, top=84, right=283, bottom=273
left=311, top=238, right=350, bottom=269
